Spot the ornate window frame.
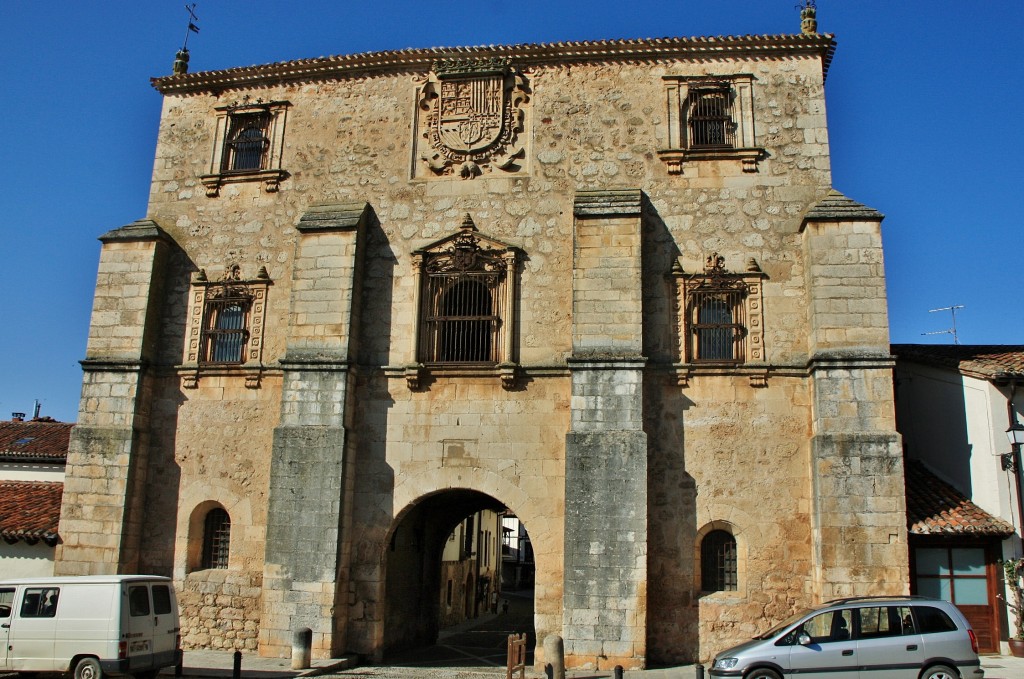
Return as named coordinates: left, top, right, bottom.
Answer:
left=672, top=253, right=766, bottom=366
left=658, top=74, right=764, bottom=174
left=406, top=214, right=521, bottom=390
left=183, top=264, right=271, bottom=388
left=201, top=98, right=290, bottom=197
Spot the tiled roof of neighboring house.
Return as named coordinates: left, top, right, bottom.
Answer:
left=0, top=480, right=63, bottom=545
left=892, top=344, right=1024, bottom=381
left=905, top=459, right=1014, bottom=537
left=0, top=419, right=72, bottom=464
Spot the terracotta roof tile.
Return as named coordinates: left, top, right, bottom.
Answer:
left=892, top=344, right=1024, bottom=380
left=905, top=460, right=1014, bottom=537
left=0, top=420, right=72, bottom=463
left=0, top=480, right=62, bottom=545
left=152, top=32, right=837, bottom=95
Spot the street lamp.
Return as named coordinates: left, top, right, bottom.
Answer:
left=1007, top=420, right=1024, bottom=541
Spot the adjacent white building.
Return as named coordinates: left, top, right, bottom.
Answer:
left=893, top=344, right=1024, bottom=653
left=0, top=416, right=71, bottom=578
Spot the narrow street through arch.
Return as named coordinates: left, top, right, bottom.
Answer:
left=385, top=592, right=534, bottom=669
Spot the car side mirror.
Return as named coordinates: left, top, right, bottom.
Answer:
left=798, top=632, right=812, bottom=646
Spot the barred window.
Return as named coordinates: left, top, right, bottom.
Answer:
left=689, top=87, right=734, bottom=148
left=202, top=100, right=289, bottom=197
left=658, top=75, right=761, bottom=175
left=202, top=507, right=231, bottom=570
left=676, top=253, right=764, bottom=365
left=201, top=285, right=252, bottom=365
left=701, top=530, right=737, bottom=592
left=222, top=112, right=270, bottom=173
left=185, top=265, right=271, bottom=382
left=690, top=287, right=746, bottom=362
left=415, top=215, right=517, bottom=366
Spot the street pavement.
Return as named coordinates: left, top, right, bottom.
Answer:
left=172, top=647, right=1024, bottom=679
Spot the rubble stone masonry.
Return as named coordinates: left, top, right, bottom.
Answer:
left=58, top=32, right=906, bottom=667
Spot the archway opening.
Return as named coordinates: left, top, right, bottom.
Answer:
left=382, top=489, right=535, bottom=667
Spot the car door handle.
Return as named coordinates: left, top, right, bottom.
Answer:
left=906, top=644, right=918, bottom=651
left=842, top=650, right=854, bottom=656
left=1, top=623, right=8, bottom=629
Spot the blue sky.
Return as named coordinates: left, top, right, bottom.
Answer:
left=2, top=1, right=1021, bottom=423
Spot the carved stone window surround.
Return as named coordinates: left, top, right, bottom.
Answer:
left=182, top=264, right=272, bottom=389
left=658, top=74, right=764, bottom=174
left=406, top=214, right=522, bottom=390
left=672, top=253, right=766, bottom=372
left=201, top=99, right=290, bottom=197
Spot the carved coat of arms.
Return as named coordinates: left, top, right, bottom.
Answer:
left=416, top=58, right=529, bottom=179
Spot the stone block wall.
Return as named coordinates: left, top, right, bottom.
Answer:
left=180, top=570, right=263, bottom=651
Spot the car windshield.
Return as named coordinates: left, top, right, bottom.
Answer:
left=753, top=609, right=814, bottom=640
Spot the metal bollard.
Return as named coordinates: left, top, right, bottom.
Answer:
left=232, top=650, right=242, bottom=679
left=174, top=649, right=183, bottom=677
left=613, top=665, right=623, bottom=679
left=545, top=663, right=554, bottom=679
left=695, top=663, right=704, bottom=679
left=291, top=627, right=312, bottom=670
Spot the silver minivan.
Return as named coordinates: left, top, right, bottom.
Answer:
left=709, top=596, right=983, bottom=679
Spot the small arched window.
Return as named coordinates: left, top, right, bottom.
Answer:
left=701, top=529, right=737, bottom=592
left=201, top=507, right=231, bottom=570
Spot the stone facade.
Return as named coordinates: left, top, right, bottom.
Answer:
left=56, top=28, right=908, bottom=668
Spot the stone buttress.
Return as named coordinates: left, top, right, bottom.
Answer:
left=55, top=220, right=171, bottom=575
left=564, top=190, right=648, bottom=670
left=801, top=190, right=907, bottom=600
left=260, top=203, right=370, bottom=658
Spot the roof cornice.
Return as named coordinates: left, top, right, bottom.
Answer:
left=152, top=33, right=836, bottom=96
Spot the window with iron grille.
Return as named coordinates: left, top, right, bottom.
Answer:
left=676, top=253, right=765, bottom=366
left=200, top=285, right=252, bottom=365
left=690, top=285, right=746, bottom=362
left=701, top=530, right=737, bottom=592
left=688, top=86, right=735, bottom=148
left=201, top=507, right=230, bottom=570
left=184, top=265, right=271, bottom=384
left=201, top=99, right=290, bottom=197
left=222, top=112, right=270, bottom=173
left=657, top=74, right=762, bottom=174
left=415, top=216, right=518, bottom=366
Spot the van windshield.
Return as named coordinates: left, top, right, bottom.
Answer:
left=754, top=609, right=813, bottom=640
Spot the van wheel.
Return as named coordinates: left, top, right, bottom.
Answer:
left=921, top=665, right=958, bottom=679
left=745, top=669, right=782, bottom=679
left=74, top=657, right=103, bottom=679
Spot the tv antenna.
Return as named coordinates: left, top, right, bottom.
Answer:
left=922, top=305, right=964, bottom=344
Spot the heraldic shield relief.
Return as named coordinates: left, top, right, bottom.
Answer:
left=415, top=58, right=530, bottom=179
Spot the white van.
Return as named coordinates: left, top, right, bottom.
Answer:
left=0, top=575, right=180, bottom=679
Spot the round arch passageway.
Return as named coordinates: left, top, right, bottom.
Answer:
left=382, top=489, right=536, bottom=668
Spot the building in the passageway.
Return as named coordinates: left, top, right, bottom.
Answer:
left=56, top=6, right=908, bottom=669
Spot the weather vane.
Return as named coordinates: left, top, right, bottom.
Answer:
left=173, top=4, right=200, bottom=75
left=182, top=4, right=200, bottom=52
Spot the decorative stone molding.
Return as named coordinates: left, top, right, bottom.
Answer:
left=672, top=253, right=767, bottom=366
left=658, top=74, right=765, bottom=174
left=413, top=59, right=529, bottom=179
left=181, top=264, right=271, bottom=388
left=200, top=98, right=290, bottom=197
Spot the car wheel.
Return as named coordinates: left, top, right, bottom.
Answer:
left=921, top=665, right=958, bottom=679
left=74, top=657, right=103, bottom=679
left=745, top=669, right=782, bottom=679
